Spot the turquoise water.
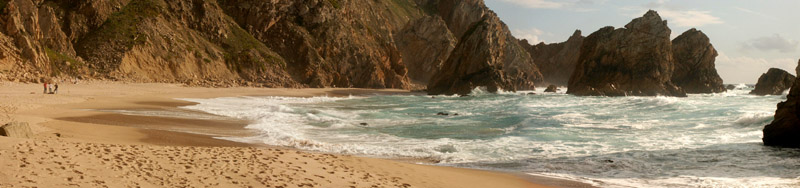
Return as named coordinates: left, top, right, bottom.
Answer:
left=181, top=85, right=800, bottom=187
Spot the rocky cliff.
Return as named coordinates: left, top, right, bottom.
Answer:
left=763, top=76, right=800, bottom=148
left=395, top=15, right=456, bottom=85
left=567, top=10, right=685, bottom=97
left=0, top=0, right=538, bottom=91
left=671, top=28, right=726, bottom=93
left=519, top=30, right=583, bottom=86
left=426, top=0, right=542, bottom=95
left=750, top=68, right=795, bottom=96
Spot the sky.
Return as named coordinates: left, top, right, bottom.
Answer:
left=484, top=0, right=800, bottom=84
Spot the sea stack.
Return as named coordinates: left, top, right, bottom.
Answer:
left=520, top=30, right=584, bottom=86
left=763, top=76, right=800, bottom=148
left=671, top=29, right=726, bottom=93
left=750, top=68, right=795, bottom=95
left=567, top=10, right=685, bottom=97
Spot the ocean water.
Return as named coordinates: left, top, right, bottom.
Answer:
left=180, top=84, right=800, bottom=188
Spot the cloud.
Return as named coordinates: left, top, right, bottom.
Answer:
left=739, top=34, right=800, bottom=53
left=657, top=10, right=723, bottom=27
left=716, top=53, right=797, bottom=83
left=621, top=0, right=723, bottom=27
left=734, top=7, right=776, bottom=20
left=512, top=28, right=545, bottom=44
left=497, top=0, right=565, bottom=9
left=495, top=0, right=606, bottom=11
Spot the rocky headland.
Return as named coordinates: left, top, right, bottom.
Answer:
left=0, top=0, right=542, bottom=94
left=750, top=68, right=795, bottom=96
left=424, top=0, right=543, bottom=95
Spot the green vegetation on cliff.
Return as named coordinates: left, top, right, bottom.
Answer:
left=88, top=0, right=162, bottom=49
left=45, top=47, right=83, bottom=76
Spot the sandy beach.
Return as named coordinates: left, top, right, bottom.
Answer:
left=0, top=81, right=573, bottom=188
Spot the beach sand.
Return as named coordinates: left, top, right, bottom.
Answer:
left=0, top=81, right=581, bottom=188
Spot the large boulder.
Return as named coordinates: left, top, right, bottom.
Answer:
left=763, top=76, right=800, bottom=147
left=567, top=10, right=685, bottom=97
left=520, top=30, right=584, bottom=86
left=750, top=68, right=795, bottom=96
left=671, top=28, right=726, bottom=93
left=0, top=122, right=33, bottom=138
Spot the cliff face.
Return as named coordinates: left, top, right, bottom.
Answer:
left=217, top=0, right=424, bottom=89
left=763, top=76, right=800, bottom=148
left=568, top=10, right=685, bottom=97
left=520, top=30, right=583, bottom=86
left=750, top=68, right=795, bottom=96
left=394, top=15, right=456, bottom=85
left=426, top=0, right=542, bottom=95
left=671, top=28, right=726, bottom=93
left=0, top=0, right=541, bottom=92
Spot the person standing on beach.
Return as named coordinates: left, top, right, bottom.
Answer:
left=54, top=83, right=59, bottom=94
left=43, top=82, right=47, bottom=94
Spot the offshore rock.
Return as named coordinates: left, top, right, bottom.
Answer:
left=544, top=85, right=558, bottom=92
left=671, top=28, right=726, bottom=93
left=750, top=68, right=795, bottom=96
left=568, top=10, right=686, bottom=97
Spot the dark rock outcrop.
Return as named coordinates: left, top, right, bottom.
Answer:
left=567, top=10, right=685, bottom=97
left=520, top=30, right=584, bottom=86
left=671, top=28, right=726, bottom=93
left=544, top=85, right=558, bottom=92
left=763, top=76, right=800, bottom=148
left=750, top=68, right=795, bottom=95
left=726, top=84, right=736, bottom=90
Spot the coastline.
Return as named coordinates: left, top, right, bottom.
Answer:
left=0, top=81, right=589, bottom=187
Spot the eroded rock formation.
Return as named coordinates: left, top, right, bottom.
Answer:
left=750, top=68, right=795, bottom=96
left=426, top=0, right=542, bottom=95
left=520, top=30, right=583, bottom=86
left=567, top=10, right=685, bottom=97
left=671, top=28, right=726, bottom=93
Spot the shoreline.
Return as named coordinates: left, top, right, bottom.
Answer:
left=0, top=81, right=592, bottom=188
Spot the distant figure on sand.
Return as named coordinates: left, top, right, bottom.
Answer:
left=48, top=84, right=53, bottom=94
left=54, top=83, right=59, bottom=94
left=43, top=82, right=47, bottom=94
